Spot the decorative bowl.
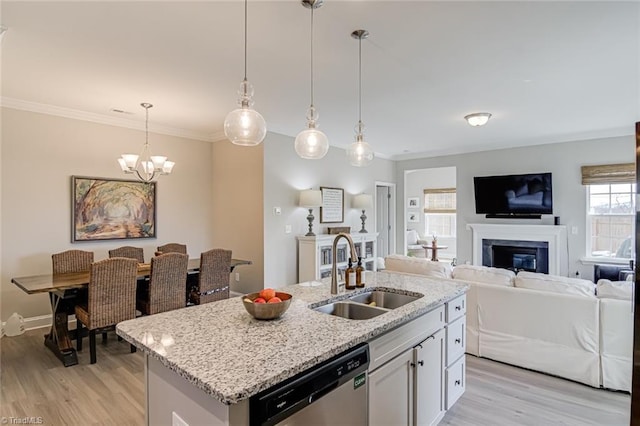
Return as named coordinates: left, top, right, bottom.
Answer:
left=242, top=292, right=292, bottom=320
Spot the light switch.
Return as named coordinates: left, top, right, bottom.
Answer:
left=285, top=225, right=292, bottom=234
left=273, top=207, right=282, bottom=215
left=571, top=226, right=578, bottom=235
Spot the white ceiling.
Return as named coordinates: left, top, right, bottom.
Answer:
left=2, top=1, right=639, bottom=160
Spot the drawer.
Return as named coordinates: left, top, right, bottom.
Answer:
left=445, top=355, right=465, bottom=409
left=446, top=294, right=466, bottom=322
left=368, top=305, right=445, bottom=372
left=446, top=316, right=465, bottom=366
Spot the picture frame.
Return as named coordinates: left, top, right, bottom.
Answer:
left=320, top=186, right=344, bottom=223
left=71, top=176, right=156, bottom=242
left=408, top=197, right=420, bottom=208
left=408, top=211, right=419, bottom=223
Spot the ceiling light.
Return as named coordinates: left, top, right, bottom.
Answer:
left=224, top=0, right=266, bottom=146
left=294, top=0, right=329, bottom=160
left=464, top=112, right=492, bottom=127
left=118, top=103, right=174, bottom=182
left=346, top=30, right=374, bottom=167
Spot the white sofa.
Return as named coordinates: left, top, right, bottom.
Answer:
left=406, top=229, right=427, bottom=257
left=383, top=255, right=633, bottom=392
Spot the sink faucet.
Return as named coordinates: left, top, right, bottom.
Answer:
left=331, top=232, right=359, bottom=294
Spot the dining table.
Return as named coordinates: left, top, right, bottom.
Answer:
left=11, top=258, right=252, bottom=367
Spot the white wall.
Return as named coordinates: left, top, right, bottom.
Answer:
left=1, top=108, right=214, bottom=321
left=263, top=132, right=396, bottom=287
left=396, top=136, right=634, bottom=278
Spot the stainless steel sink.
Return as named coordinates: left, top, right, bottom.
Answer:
left=313, top=301, right=389, bottom=320
left=348, top=290, right=422, bottom=309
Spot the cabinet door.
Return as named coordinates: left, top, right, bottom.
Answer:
left=369, top=348, right=414, bottom=426
left=414, top=329, right=445, bottom=426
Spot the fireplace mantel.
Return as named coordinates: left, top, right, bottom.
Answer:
left=466, top=223, right=568, bottom=276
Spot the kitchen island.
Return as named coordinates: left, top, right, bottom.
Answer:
left=116, top=271, right=467, bottom=425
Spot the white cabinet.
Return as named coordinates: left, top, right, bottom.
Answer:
left=367, top=296, right=465, bottom=425
left=297, top=233, right=378, bottom=283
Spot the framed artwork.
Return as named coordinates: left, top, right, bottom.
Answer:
left=408, top=197, right=420, bottom=208
left=72, top=176, right=156, bottom=242
left=320, top=186, right=344, bottom=223
left=408, top=211, right=419, bottom=223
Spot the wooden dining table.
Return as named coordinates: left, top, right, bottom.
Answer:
left=11, top=258, right=252, bottom=367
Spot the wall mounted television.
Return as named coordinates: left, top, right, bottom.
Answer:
left=474, top=172, right=553, bottom=218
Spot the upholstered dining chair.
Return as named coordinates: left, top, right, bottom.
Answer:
left=156, top=243, right=187, bottom=254
left=52, top=250, right=94, bottom=274
left=189, top=249, right=232, bottom=305
left=137, top=253, right=189, bottom=315
left=108, top=246, right=144, bottom=263
left=75, top=257, right=138, bottom=364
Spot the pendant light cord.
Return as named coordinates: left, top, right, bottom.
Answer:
left=244, top=0, right=248, bottom=81
left=310, top=6, right=315, bottom=108
left=358, top=35, right=362, bottom=124
left=144, top=104, right=150, bottom=147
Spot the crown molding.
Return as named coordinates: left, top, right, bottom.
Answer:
left=0, top=97, right=215, bottom=142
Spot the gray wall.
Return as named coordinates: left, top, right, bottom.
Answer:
left=263, top=132, right=396, bottom=287
left=396, top=135, right=634, bottom=278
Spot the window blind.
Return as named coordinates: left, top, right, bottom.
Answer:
left=423, top=188, right=456, bottom=213
left=581, top=163, right=635, bottom=185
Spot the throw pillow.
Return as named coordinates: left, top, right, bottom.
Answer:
left=451, top=264, right=515, bottom=286
left=597, top=279, right=632, bottom=300
left=515, top=271, right=595, bottom=297
left=385, top=254, right=452, bottom=279
left=406, top=229, right=419, bottom=245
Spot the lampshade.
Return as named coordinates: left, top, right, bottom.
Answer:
left=353, top=194, right=373, bottom=209
left=464, top=112, right=492, bottom=127
left=299, top=189, right=322, bottom=208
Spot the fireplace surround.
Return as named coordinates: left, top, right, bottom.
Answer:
left=467, top=223, right=568, bottom=276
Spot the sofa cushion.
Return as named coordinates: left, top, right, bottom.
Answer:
left=597, top=279, right=632, bottom=300
left=384, top=254, right=452, bottom=278
left=515, top=271, right=595, bottom=297
left=451, top=264, right=515, bottom=286
left=406, top=229, right=419, bottom=245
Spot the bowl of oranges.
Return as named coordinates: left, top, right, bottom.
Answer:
left=242, top=288, right=292, bottom=320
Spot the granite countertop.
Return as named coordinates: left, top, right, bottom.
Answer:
left=116, top=271, right=467, bottom=405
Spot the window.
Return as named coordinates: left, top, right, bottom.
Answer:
left=423, top=188, right=456, bottom=238
left=582, top=163, right=635, bottom=260
left=586, top=183, right=634, bottom=259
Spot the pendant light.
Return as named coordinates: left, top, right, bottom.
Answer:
left=118, top=103, right=175, bottom=182
left=294, top=0, right=329, bottom=160
left=224, top=0, right=266, bottom=146
left=346, top=29, right=374, bottom=167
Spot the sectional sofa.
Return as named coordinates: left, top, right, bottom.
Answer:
left=382, top=254, right=633, bottom=392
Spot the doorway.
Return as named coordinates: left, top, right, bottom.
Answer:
left=375, top=182, right=396, bottom=259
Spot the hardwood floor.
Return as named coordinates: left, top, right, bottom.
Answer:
left=1, top=329, right=632, bottom=425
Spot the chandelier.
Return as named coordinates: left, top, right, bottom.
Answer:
left=118, top=103, right=174, bottom=182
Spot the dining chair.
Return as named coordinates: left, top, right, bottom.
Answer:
left=189, top=249, right=232, bottom=305
left=156, top=243, right=187, bottom=254
left=137, top=253, right=189, bottom=315
left=75, top=257, right=138, bottom=364
left=52, top=250, right=94, bottom=274
left=108, top=246, right=145, bottom=263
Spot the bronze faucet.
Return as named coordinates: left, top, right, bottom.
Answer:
left=331, top=233, right=358, bottom=294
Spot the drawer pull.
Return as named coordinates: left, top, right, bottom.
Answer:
left=455, top=305, right=462, bottom=311
left=455, top=380, right=461, bottom=386
left=455, top=338, right=461, bottom=344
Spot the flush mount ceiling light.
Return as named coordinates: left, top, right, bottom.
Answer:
left=294, top=0, right=329, bottom=160
left=464, top=112, right=492, bottom=127
left=346, top=29, right=374, bottom=167
left=224, top=0, right=267, bottom=146
left=118, top=103, right=175, bottom=182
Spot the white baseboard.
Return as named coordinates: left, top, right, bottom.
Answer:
left=0, top=314, right=76, bottom=337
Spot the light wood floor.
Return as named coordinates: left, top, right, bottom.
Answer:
left=1, top=329, right=632, bottom=425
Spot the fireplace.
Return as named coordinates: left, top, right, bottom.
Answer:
left=467, top=223, right=568, bottom=276
left=482, top=239, right=549, bottom=273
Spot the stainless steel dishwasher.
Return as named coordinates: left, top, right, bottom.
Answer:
left=249, top=343, right=369, bottom=426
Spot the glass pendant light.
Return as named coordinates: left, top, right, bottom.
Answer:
left=224, top=0, right=266, bottom=146
left=294, top=0, right=329, bottom=160
left=346, top=29, right=374, bottom=167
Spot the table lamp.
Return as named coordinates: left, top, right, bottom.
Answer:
left=353, top=194, right=373, bottom=233
left=299, top=189, right=323, bottom=236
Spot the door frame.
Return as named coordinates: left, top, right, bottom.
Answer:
left=375, top=181, right=396, bottom=257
